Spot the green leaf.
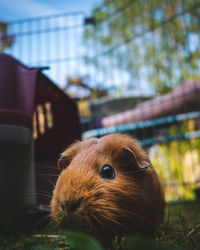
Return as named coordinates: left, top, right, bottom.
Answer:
left=61, top=231, right=103, bottom=250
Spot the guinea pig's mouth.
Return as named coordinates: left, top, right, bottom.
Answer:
left=59, top=199, right=89, bottom=230
left=59, top=211, right=91, bottom=233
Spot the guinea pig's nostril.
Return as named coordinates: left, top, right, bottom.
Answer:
left=61, top=198, right=82, bottom=215
left=61, top=202, right=66, bottom=212
left=67, top=198, right=82, bottom=213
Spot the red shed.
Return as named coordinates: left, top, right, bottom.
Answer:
left=0, top=53, right=81, bottom=221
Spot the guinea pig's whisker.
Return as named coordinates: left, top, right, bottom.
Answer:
left=34, top=190, right=53, bottom=197
left=95, top=213, right=120, bottom=226
left=36, top=173, right=59, bottom=177
left=38, top=193, right=52, bottom=199
left=36, top=189, right=53, bottom=195
left=36, top=192, right=52, bottom=198
left=22, top=190, right=53, bottom=199
left=35, top=163, right=57, bottom=170
left=90, top=214, right=104, bottom=226
left=125, top=211, right=144, bottom=220
left=37, top=178, right=56, bottom=188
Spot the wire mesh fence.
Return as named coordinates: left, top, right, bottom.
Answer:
left=3, top=1, right=200, bottom=201
left=82, top=0, right=200, bottom=201
left=5, top=12, right=86, bottom=92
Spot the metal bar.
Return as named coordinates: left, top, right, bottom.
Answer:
left=8, top=11, right=85, bottom=24
left=11, top=24, right=84, bottom=37
left=82, top=111, right=200, bottom=139
left=30, top=56, right=82, bottom=66
left=140, top=130, right=200, bottom=147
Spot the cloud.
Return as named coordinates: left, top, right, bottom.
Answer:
left=0, top=0, right=60, bottom=20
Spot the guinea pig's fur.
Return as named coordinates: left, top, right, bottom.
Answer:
left=50, top=133, right=165, bottom=243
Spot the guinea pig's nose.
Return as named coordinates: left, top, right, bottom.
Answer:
left=61, top=198, right=82, bottom=214
left=61, top=202, right=66, bottom=212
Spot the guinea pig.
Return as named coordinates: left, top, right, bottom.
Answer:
left=50, top=133, right=165, bottom=244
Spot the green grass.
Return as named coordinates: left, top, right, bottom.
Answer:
left=1, top=201, right=200, bottom=250
left=157, top=200, right=200, bottom=250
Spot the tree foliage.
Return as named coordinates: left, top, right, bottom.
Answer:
left=84, top=0, right=200, bottom=94
left=0, top=20, right=14, bottom=52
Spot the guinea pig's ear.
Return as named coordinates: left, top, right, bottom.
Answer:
left=122, top=147, right=150, bottom=169
left=57, top=156, right=71, bottom=171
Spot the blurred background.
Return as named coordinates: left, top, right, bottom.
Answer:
left=1, top=0, right=200, bottom=205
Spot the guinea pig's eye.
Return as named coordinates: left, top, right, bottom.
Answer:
left=100, top=164, right=115, bottom=180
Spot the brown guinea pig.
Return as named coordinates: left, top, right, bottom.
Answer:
left=50, top=133, right=165, bottom=243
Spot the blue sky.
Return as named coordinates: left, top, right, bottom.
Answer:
left=0, top=0, right=100, bottom=21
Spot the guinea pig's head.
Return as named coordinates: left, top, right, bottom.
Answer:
left=50, top=133, right=165, bottom=241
